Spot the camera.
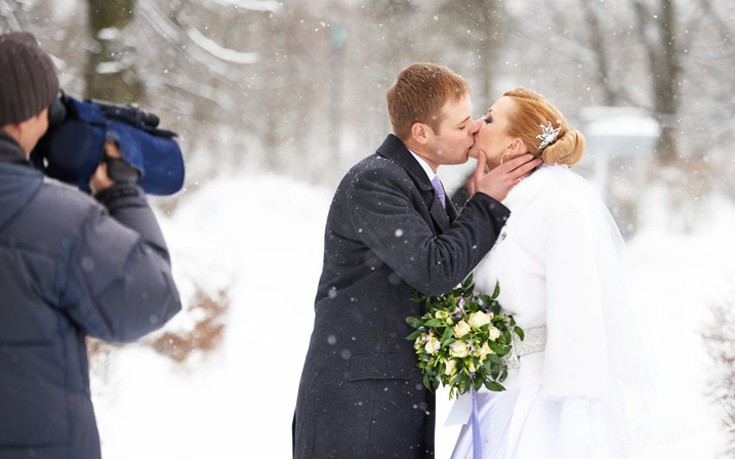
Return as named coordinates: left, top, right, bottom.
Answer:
left=31, top=92, right=185, bottom=195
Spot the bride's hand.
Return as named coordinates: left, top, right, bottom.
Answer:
left=472, top=152, right=541, bottom=202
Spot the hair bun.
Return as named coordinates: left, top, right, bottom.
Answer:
left=542, top=127, right=585, bottom=166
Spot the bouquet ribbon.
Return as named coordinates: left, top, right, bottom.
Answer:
left=471, top=387, right=484, bottom=459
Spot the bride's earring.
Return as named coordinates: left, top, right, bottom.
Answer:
left=500, top=147, right=511, bottom=164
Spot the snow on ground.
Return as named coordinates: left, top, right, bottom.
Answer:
left=92, top=173, right=733, bottom=458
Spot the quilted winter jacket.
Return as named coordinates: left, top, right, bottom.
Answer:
left=0, top=133, right=181, bottom=459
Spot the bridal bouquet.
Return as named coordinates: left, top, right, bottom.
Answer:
left=406, top=274, right=523, bottom=399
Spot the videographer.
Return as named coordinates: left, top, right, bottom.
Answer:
left=0, top=31, right=181, bottom=459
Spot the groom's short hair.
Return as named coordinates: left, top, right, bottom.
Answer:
left=386, top=63, right=471, bottom=141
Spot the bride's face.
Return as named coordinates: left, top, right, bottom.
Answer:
left=469, top=96, right=520, bottom=169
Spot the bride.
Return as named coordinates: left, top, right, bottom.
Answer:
left=450, top=88, right=649, bottom=458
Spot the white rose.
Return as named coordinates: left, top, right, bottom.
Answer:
left=434, top=310, right=450, bottom=320
left=479, top=342, right=494, bottom=359
left=468, top=311, right=492, bottom=330
left=453, top=320, right=471, bottom=339
left=444, top=359, right=457, bottom=376
left=449, top=340, right=469, bottom=358
left=424, top=336, right=440, bottom=355
left=488, top=326, right=501, bottom=341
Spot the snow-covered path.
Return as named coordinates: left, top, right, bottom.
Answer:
left=92, top=173, right=732, bottom=458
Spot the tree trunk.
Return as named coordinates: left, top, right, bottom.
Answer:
left=634, top=0, right=681, bottom=164
left=477, top=0, right=504, bottom=103
left=581, top=2, right=619, bottom=105
left=85, top=0, right=141, bottom=102
left=435, top=0, right=505, bottom=105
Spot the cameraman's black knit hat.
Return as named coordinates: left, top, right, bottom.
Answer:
left=0, top=31, right=59, bottom=125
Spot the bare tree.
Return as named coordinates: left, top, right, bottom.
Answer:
left=6, top=0, right=734, bottom=194
left=85, top=0, right=141, bottom=102
left=435, top=0, right=507, bottom=105
left=579, top=3, right=622, bottom=106
left=632, top=0, right=681, bottom=164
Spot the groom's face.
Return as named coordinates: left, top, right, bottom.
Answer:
left=423, top=94, right=479, bottom=169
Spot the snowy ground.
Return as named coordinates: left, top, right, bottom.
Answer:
left=91, top=172, right=733, bottom=458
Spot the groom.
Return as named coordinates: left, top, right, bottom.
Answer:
left=293, top=63, right=539, bottom=457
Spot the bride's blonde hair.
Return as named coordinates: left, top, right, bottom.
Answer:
left=502, top=88, right=585, bottom=166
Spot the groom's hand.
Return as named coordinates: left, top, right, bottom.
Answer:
left=473, top=153, right=541, bottom=202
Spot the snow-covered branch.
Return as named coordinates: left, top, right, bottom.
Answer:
left=184, top=26, right=259, bottom=64
left=211, top=0, right=282, bottom=13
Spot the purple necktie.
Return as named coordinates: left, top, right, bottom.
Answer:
left=431, top=175, right=446, bottom=209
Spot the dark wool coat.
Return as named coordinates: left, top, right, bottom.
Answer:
left=0, top=133, right=181, bottom=459
left=293, top=134, right=510, bottom=458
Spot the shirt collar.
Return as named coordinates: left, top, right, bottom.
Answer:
left=408, top=149, right=437, bottom=182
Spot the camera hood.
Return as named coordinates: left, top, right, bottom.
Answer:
left=31, top=94, right=185, bottom=196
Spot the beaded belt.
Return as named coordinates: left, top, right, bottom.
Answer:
left=502, top=325, right=547, bottom=369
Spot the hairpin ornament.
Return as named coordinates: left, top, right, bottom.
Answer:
left=536, top=121, right=561, bottom=150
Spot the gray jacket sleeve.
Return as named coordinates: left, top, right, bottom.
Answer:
left=62, top=184, right=182, bottom=342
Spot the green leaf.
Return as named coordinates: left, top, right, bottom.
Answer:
left=462, top=273, right=474, bottom=289
left=406, top=330, right=422, bottom=341
left=459, top=377, right=470, bottom=394
left=492, top=281, right=501, bottom=299
left=494, top=344, right=511, bottom=357
left=488, top=341, right=504, bottom=354
left=514, top=326, right=525, bottom=341
left=423, top=374, right=433, bottom=392
left=437, top=362, right=445, bottom=376
left=486, top=354, right=502, bottom=366
left=405, top=316, right=424, bottom=328
left=490, top=364, right=500, bottom=379
left=424, top=318, right=444, bottom=328
left=484, top=380, right=506, bottom=392
left=441, top=326, right=453, bottom=344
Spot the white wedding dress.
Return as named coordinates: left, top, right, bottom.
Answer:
left=449, top=164, right=649, bottom=459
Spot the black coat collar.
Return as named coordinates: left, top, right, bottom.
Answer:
left=376, top=134, right=433, bottom=192
left=375, top=134, right=457, bottom=230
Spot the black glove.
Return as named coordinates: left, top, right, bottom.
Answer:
left=103, top=154, right=140, bottom=185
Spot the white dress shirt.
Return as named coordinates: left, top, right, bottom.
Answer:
left=408, top=149, right=437, bottom=182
